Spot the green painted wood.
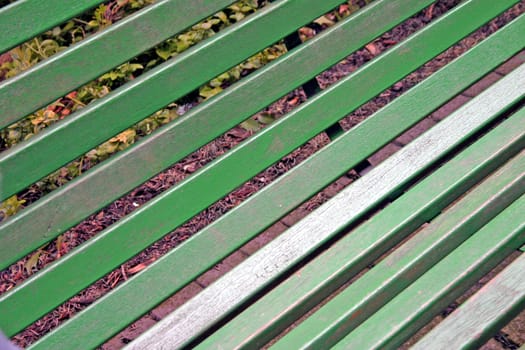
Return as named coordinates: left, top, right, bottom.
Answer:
left=1, top=0, right=520, bottom=338
left=0, top=0, right=443, bottom=269
left=0, top=0, right=104, bottom=53
left=413, top=253, right=525, bottom=350
left=125, top=67, right=525, bottom=349
left=272, top=149, right=525, bottom=350
left=0, top=2, right=516, bottom=270
left=0, top=0, right=238, bottom=129
left=198, top=110, right=525, bottom=350
left=2, top=2, right=523, bottom=338
left=332, top=193, right=525, bottom=350
left=26, top=19, right=525, bottom=350
left=0, top=0, right=351, bottom=200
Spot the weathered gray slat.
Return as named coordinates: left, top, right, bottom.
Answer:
left=413, top=253, right=525, bottom=349
left=272, top=149, right=525, bottom=349
left=125, top=64, right=525, bottom=350
left=197, top=109, right=525, bottom=349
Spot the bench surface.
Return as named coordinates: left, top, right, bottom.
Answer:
left=0, top=0, right=524, bottom=349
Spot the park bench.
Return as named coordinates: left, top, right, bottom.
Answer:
left=0, top=0, right=524, bottom=348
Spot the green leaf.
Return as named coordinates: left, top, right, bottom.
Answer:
left=156, top=47, right=172, bottom=60
left=240, top=119, right=261, bottom=132
left=257, top=113, right=275, bottom=125
left=199, top=85, right=223, bottom=99
left=0, top=195, right=26, bottom=217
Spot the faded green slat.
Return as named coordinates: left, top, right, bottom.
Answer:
left=333, top=194, right=525, bottom=350
left=199, top=111, right=525, bottom=349
left=1, top=0, right=518, bottom=270
left=126, top=69, right=525, bottom=349
left=272, top=150, right=525, bottom=350
left=27, top=20, right=525, bottom=350
left=413, top=253, right=525, bottom=350
left=0, top=0, right=439, bottom=269
left=0, top=0, right=238, bottom=128
left=0, top=0, right=350, bottom=200
left=0, top=0, right=104, bottom=53
left=1, top=1, right=521, bottom=338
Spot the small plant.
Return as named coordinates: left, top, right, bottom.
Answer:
left=0, top=196, right=26, bottom=220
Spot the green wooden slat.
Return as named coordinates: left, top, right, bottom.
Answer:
left=272, top=149, right=525, bottom=350
left=27, top=19, right=525, bottom=350
left=1, top=0, right=518, bottom=270
left=333, top=194, right=525, bottom=350
left=0, top=0, right=440, bottom=269
left=1, top=0, right=521, bottom=338
left=0, top=0, right=238, bottom=129
left=0, top=0, right=105, bottom=53
left=126, top=69, right=525, bottom=348
left=0, top=0, right=351, bottom=200
left=198, top=110, right=525, bottom=350
left=413, top=253, right=525, bottom=349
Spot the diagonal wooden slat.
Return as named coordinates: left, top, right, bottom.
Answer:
left=0, top=0, right=353, bottom=200
left=125, top=65, right=525, bottom=349
left=333, top=193, right=525, bottom=349
left=1, top=0, right=521, bottom=338
left=0, top=0, right=518, bottom=271
left=273, top=149, right=525, bottom=349
left=28, top=20, right=525, bottom=350
left=0, top=0, right=238, bottom=128
left=413, top=253, right=525, bottom=349
left=199, top=109, right=525, bottom=350
left=0, top=0, right=440, bottom=268
left=0, top=0, right=105, bottom=53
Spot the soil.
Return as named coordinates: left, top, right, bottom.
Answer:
left=1, top=0, right=524, bottom=348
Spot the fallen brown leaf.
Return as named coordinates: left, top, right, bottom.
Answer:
left=288, top=96, right=300, bottom=106
left=426, top=4, right=435, bottom=20
left=365, top=43, right=380, bottom=56
left=128, top=263, right=148, bottom=275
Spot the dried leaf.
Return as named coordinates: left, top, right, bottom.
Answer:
left=25, top=250, right=42, bottom=275
left=314, top=15, right=335, bottom=27
left=365, top=43, right=380, bottom=56
left=288, top=96, right=300, bottom=106
left=112, top=129, right=136, bottom=144
left=128, top=263, right=147, bottom=275
left=183, top=162, right=198, bottom=173
left=95, top=211, right=105, bottom=220
left=56, top=235, right=64, bottom=252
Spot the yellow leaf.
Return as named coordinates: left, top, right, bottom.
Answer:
left=111, top=129, right=136, bottom=144
left=314, top=15, right=335, bottom=27
left=25, top=250, right=42, bottom=275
